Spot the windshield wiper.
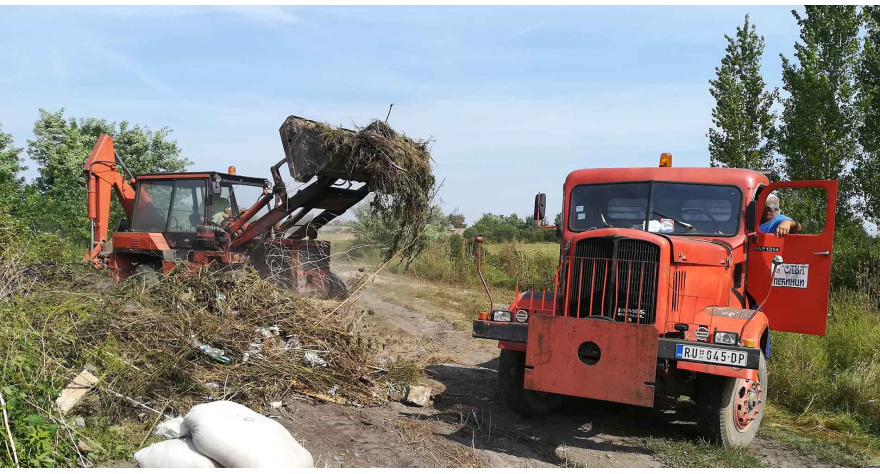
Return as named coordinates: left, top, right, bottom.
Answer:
left=651, top=210, right=693, bottom=230
left=598, top=206, right=612, bottom=228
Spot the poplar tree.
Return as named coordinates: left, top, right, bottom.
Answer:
left=708, top=15, right=779, bottom=172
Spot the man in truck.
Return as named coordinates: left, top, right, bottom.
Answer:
left=760, top=193, right=803, bottom=237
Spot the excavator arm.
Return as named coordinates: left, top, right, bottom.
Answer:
left=83, top=134, right=137, bottom=268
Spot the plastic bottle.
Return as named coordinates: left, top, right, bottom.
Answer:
left=191, top=337, right=231, bottom=364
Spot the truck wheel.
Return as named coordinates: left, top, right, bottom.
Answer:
left=697, top=353, right=768, bottom=447
left=498, top=349, right=561, bottom=418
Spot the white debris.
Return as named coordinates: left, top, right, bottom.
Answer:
left=56, top=370, right=99, bottom=414
left=303, top=351, right=327, bottom=367
left=155, top=416, right=189, bottom=439
left=269, top=401, right=283, bottom=409
left=403, top=385, right=432, bottom=407
left=72, top=416, right=86, bottom=430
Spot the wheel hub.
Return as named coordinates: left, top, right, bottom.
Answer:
left=734, top=378, right=762, bottom=431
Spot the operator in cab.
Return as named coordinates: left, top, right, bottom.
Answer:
left=760, top=193, right=802, bottom=237
left=211, top=195, right=233, bottom=225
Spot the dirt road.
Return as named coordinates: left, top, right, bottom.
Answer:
left=273, top=265, right=836, bottom=468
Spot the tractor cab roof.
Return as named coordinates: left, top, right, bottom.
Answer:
left=135, top=171, right=269, bottom=188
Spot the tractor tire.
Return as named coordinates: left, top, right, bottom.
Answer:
left=498, top=349, right=562, bottom=418
left=326, top=272, right=348, bottom=300
left=131, top=263, right=161, bottom=286
left=697, top=353, right=768, bottom=447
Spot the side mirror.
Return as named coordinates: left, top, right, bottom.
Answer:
left=534, top=193, right=547, bottom=222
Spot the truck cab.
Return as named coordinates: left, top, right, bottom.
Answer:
left=472, top=156, right=838, bottom=447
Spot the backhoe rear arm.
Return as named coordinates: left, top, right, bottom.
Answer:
left=83, top=134, right=136, bottom=268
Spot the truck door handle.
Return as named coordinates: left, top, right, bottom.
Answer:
left=814, top=250, right=830, bottom=256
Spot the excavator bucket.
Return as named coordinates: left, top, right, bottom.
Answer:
left=279, top=115, right=370, bottom=183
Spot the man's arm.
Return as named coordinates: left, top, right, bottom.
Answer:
left=775, top=218, right=802, bottom=237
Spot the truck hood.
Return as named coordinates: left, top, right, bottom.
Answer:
left=664, top=235, right=731, bottom=266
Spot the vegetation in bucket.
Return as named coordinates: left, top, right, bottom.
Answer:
left=318, top=119, right=436, bottom=265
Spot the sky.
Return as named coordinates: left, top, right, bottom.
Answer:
left=0, top=5, right=805, bottom=223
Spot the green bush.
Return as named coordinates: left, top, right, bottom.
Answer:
left=463, top=213, right=558, bottom=244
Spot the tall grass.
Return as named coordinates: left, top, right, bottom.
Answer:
left=389, top=235, right=559, bottom=290
left=770, top=289, right=880, bottom=435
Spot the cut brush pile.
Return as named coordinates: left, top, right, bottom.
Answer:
left=0, top=214, right=416, bottom=467
left=318, top=119, right=436, bottom=264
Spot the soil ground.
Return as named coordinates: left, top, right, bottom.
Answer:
left=267, top=264, right=843, bottom=468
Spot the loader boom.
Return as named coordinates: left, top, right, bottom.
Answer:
left=83, top=135, right=136, bottom=268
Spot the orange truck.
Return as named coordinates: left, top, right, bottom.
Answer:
left=472, top=154, right=837, bottom=446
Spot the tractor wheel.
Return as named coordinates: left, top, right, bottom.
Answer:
left=325, top=272, right=348, bottom=300
left=131, top=263, right=161, bottom=286
left=697, top=353, right=768, bottom=447
left=498, top=349, right=562, bottom=418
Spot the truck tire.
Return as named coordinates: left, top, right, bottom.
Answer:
left=498, top=349, right=561, bottom=418
left=697, top=353, right=768, bottom=447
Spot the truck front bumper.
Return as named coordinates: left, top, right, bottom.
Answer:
left=473, top=319, right=761, bottom=371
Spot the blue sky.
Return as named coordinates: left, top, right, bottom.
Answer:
left=0, top=6, right=804, bottom=223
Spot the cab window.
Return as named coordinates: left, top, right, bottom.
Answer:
left=131, top=181, right=174, bottom=232
left=168, top=180, right=206, bottom=233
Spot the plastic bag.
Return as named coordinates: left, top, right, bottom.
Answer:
left=155, top=416, right=189, bottom=439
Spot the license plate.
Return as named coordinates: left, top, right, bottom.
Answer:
left=675, top=344, right=748, bottom=367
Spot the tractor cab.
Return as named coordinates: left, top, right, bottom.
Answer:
left=128, top=171, right=269, bottom=249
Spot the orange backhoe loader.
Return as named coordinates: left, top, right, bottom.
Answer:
left=83, top=116, right=369, bottom=298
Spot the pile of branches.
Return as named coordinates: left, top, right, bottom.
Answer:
left=318, top=119, right=436, bottom=265
left=7, top=263, right=404, bottom=418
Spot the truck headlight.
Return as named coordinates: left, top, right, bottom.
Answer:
left=491, top=310, right=513, bottom=322
left=515, top=309, right=528, bottom=323
left=714, top=331, right=739, bottom=346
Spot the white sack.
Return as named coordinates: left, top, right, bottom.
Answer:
left=184, top=400, right=313, bottom=468
left=134, top=438, right=220, bottom=468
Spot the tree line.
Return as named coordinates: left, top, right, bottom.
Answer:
left=708, top=6, right=880, bottom=288
left=709, top=7, right=878, bottom=222
left=0, top=109, right=189, bottom=247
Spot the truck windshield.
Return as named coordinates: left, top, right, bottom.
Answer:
left=569, top=182, right=742, bottom=236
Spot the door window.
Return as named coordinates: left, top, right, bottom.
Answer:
left=168, top=180, right=206, bottom=232
left=758, top=187, right=828, bottom=236
left=209, top=185, right=237, bottom=225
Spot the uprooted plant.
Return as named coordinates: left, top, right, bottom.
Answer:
left=317, top=119, right=436, bottom=265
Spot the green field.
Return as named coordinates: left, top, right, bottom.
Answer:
left=485, top=241, right=559, bottom=258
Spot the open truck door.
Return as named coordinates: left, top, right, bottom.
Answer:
left=746, top=180, right=838, bottom=335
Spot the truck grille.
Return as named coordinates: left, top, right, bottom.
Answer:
left=568, top=237, right=660, bottom=324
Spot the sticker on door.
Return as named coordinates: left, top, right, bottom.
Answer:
left=773, top=263, right=809, bottom=288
